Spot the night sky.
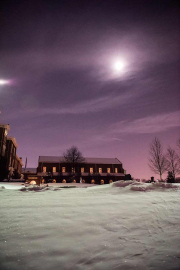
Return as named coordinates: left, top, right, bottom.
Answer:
left=0, top=0, right=179, bottom=179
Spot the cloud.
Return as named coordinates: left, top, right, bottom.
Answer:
left=40, top=91, right=134, bottom=115
left=111, top=111, right=180, bottom=134
left=2, top=90, right=135, bottom=120
left=84, top=111, right=180, bottom=146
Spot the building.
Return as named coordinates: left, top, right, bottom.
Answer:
left=0, top=124, right=10, bottom=180
left=0, top=124, right=10, bottom=157
left=14, top=155, right=23, bottom=178
left=37, top=156, right=125, bottom=184
left=23, top=167, right=37, bottom=180
left=0, top=124, right=23, bottom=180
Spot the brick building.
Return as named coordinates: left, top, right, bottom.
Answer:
left=23, top=168, right=37, bottom=180
left=37, top=156, right=125, bottom=184
left=0, top=124, right=23, bottom=180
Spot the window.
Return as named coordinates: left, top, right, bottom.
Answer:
left=107, top=168, right=111, bottom=173
left=72, top=167, right=75, bottom=173
left=62, top=167, right=66, bottom=173
left=43, top=167, right=46, bottom=173
left=99, top=168, right=102, bottom=173
left=90, top=167, right=93, bottom=173
left=81, top=167, right=84, bottom=173
left=115, top=168, right=118, bottom=173
left=53, top=167, right=56, bottom=173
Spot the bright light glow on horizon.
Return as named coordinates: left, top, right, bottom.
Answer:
left=0, top=79, right=10, bottom=85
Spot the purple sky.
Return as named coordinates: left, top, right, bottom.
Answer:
left=0, top=0, right=180, bottom=179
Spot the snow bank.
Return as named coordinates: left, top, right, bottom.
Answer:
left=0, top=182, right=96, bottom=190
left=112, top=180, right=134, bottom=187
left=20, top=185, right=52, bottom=192
left=0, top=182, right=24, bottom=190
left=130, top=182, right=180, bottom=192
left=112, top=180, right=180, bottom=192
left=0, top=182, right=180, bottom=270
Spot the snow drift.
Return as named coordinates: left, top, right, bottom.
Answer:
left=0, top=182, right=180, bottom=270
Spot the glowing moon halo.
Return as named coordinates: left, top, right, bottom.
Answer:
left=113, top=61, right=125, bottom=72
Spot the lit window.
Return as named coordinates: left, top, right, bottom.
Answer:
left=53, top=167, right=56, bottom=172
left=81, top=167, right=84, bottom=173
left=107, top=168, right=111, bottom=173
left=115, top=168, right=118, bottom=173
left=99, top=168, right=102, bottom=173
left=72, top=167, right=75, bottom=173
left=90, top=167, right=93, bottom=173
left=43, top=167, right=46, bottom=173
left=62, top=167, right=66, bottom=173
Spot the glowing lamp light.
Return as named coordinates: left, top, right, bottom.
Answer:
left=30, top=180, right=36, bottom=185
left=0, top=79, right=9, bottom=85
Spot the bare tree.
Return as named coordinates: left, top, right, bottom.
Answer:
left=149, top=138, right=166, bottom=181
left=177, top=139, right=180, bottom=152
left=63, top=146, right=85, bottom=176
left=176, top=139, right=180, bottom=169
left=177, top=139, right=180, bottom=159
left=166, top=147, right=180, bottom=179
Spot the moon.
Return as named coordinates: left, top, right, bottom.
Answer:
left=113, top=61, right=125, bottom=72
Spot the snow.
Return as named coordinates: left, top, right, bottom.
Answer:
left=0, top=182, right=180, bottom=270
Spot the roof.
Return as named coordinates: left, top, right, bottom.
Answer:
left=23, top=168, right=37, bottom=173
left=38, top=156, right=122, bottom=165
left=84, top=158, right=122, bottom=164
left=7, top=137, right=18, bottom=148
left=0, top=124, right=10, bottom=131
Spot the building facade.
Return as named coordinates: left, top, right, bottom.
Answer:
left=0, top=124, right=10, bottom=157
left=37, top=156, right=125, bottom=184
left=0, top=124, right=10, bottom=180
left=0, top=124, right=23, bottom=180
left=23, top=168, right=37, bottom=180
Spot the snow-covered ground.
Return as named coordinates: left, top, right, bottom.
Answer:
left=0, top=181, right=180, bottom=270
